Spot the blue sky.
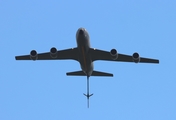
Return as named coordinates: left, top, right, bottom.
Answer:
left=0, top=0, right=176, bottom=119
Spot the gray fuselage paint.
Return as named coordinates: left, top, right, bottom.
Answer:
left=76, top=28, right=93, bottom=76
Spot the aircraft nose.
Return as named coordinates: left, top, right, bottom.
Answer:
left=79, top=29, right=84, bottom=35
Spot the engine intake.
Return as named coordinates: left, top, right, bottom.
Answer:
left=30, top=50, right=38, bottom=60
left=50, top=47, right=58, bottom=58
left=132, top=52, right=140, bottom=63
left=110, top=49, right=118, bottom=60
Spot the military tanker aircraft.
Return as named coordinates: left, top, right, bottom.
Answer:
left=15, top=27, right=159, bottom=108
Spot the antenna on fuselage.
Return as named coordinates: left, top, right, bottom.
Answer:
left=83, top=76, right=93, bottom=108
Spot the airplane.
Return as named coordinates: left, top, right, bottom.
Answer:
left=15, top=27, right=159, bottom=108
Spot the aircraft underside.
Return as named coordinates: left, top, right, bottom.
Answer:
left=15, top=27, right=159, bottom=108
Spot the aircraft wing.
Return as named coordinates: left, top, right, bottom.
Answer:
left=89, top=48, right=159, bottom=63
left=15, top=48, right=79, bottom=61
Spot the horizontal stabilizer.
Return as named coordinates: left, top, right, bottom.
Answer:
left=91, top=70, right=113, bottom=77
left=66, top=71, right=86, bottom=76
left=66, top=70, right=113, bottom=77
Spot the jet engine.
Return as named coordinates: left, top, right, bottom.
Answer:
left=110, top=49, right=118, bottom=60
left=132, top=52, right=140, bottom=63
left=50, top=47, right=58, bottom=58
left=30, top=50, right=38, bottom=60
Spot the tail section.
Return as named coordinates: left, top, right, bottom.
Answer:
left=66, top=70, right=113, bottom=77
left=66, top=70, right=113, bottom=108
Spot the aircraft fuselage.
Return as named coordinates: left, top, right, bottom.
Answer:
left=76, top=28, right=93, bottom=76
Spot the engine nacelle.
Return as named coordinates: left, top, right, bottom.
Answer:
left=30, top=50, right=38, bottom=61
left=132, top=52, right=140, bottom=63
left=110, top=49, right=118, bottom=60
left=50, top=47, right=58, bottom=58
